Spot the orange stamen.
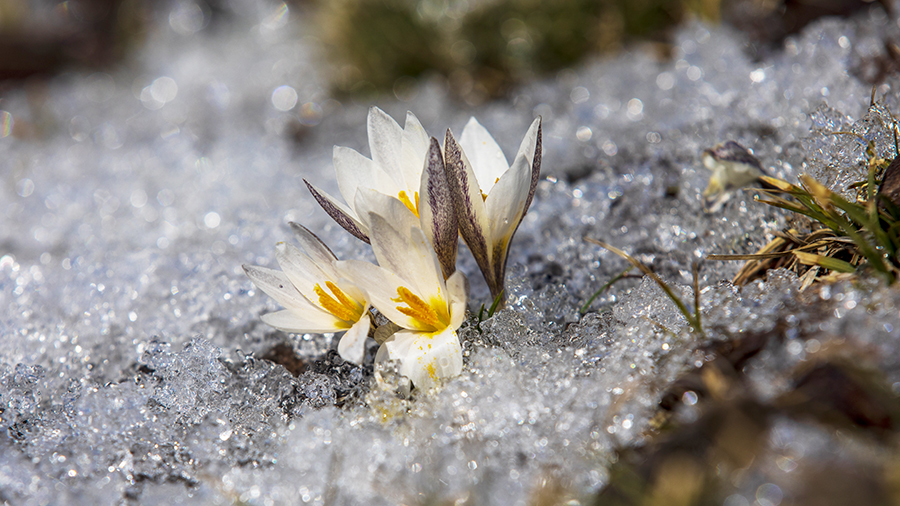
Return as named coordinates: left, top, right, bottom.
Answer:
left=315, top=282, right=364, bottom=323
left=392, top=286, right=443, bottom=329
left=398, top=191, right=420, bottom=217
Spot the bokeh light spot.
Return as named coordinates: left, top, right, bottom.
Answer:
left=271, top=85, right=298, bottom=111
left=0, top=111, right=13, bottom=138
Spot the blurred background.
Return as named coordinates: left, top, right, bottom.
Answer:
left=0, top=0, right=890, bottom=107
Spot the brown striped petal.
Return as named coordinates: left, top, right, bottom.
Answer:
left=419, top=137, right=458, bottom=280
left=304, top=179, right=370, bottom=244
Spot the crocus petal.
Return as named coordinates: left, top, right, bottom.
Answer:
left=274, top=242, right=333, bottom=305
left=378, top=328, right=463, bottom=388
left=337, top=312, right=371, bottom=364
left=353, top=188, right=419, bottom=240
left=514, top=117, right=541, bottom=171
left=289, top=223, right=338, bottom=276
left=289, top=222, right=367, bottom=303
left=399, top=111, right=430, bottom=193
left=243, top=265, right=345, bottom=330
left=336, top=259, right=425, bottom=331
left=446, top=270, right=468, bottom=330
left=482, top=152, right=530, bottom=296
left=459, top=117, right=509, bottom=194
left=367, top=107, right=405, bottom=187
left=367, top=213, right=446, bottom=306
left=418, top=137, right=458, bottom=280
left=517, top=118, right=542, bottom=214
left=261, top=309, right=345, bottom=334
left=333, top=146, right=399, bottom=202
left=444, top=129, right=493, bottom=280
left=304, top=179, right=370, bottom=243
left=484, top=150, right=531, bottom=246
left=374, top=328, right=413, bottom=366
left=243, top=265, right=314, bottom=312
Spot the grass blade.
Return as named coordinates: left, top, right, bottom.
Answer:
left=579, top=265, right=635, bottom=315
left=792, top=251, right=857, bottom=273
left=828, top=193, right=895, bottom=255
left=756, top=196, right=842, bottom=230
left=487, top=290, right=504, bottom=318
left=586, top=237, right=703, bottom=336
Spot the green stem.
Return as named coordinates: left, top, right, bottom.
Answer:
left=579, top=265, right=635, bottom=315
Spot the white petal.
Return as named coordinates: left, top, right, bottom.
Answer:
left=379, top=328, right=463, bottom=388
left=243, top=264, right=344, bottom=333
left=291, top=236, right=368, bottom=304
left=353, top=188, right=419, bottom=240
left=244, top=265, right=316, bottom=314
left=377, top=328, right=414, bottom=363
left=290, top=223, right=338, bottom=267
left=368, top=213, right=446, bottom=305
left=261, top=309, right=345, bottom=334
left=399, top=111, right=430, bottom=193
left=374, top=339, right=391, bottom=364
left=274, top=242, right=331, bottom=305
left=335, top=260, right=425, bottom=331
left=446, top=270, right=468, bottom=330
left=333, top=146, right=399, bottom=205
left=367, top=107, right=405, bottom=186
left=484, top=150, right=530, bottom=246
left=514, top=117, right=541, bottom=170
left=459, top=117, right=509, bottom=194
left=337, top=312, right=371, bottom=364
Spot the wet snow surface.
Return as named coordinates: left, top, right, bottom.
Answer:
left=2, top=3, right=900, bottom=505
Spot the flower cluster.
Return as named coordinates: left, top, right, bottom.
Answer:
left=245, top=108, right=541, bottom=388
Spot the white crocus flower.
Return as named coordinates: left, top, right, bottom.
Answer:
left=443, top=117, right=542, bottom=302
left=337, top=214, right=468, bottom=389
left=305, top=107, right=458, bottom=279
left=701, top=140, right=768, bottom=212
left=243, top=223, right=371, bottom=364
left=304, top=106, right=428, bottom=241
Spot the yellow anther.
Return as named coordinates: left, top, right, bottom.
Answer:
left=482, top=178, right=500, bottom=201
left=315, top=282, right=364, bottom=324
left=327, top=281, right=358, bottom=313
left=398, top=191, right=420, bottom=217
left=392, top=286, right=443, bottom=329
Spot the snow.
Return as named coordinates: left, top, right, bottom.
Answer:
left=2, top=1, right=900, bottom=504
